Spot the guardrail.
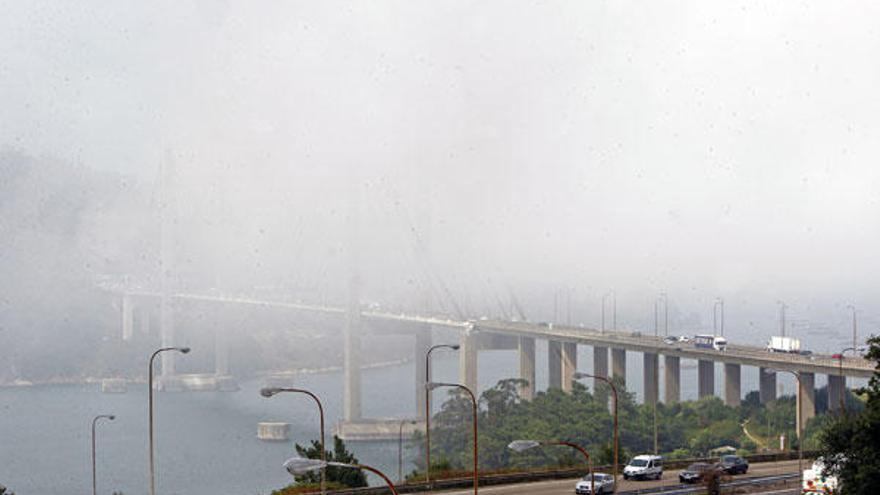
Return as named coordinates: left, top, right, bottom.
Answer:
left=299, top=450, right=815, bottom=494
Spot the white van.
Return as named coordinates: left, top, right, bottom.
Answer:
left=623, top=454, right=663, bottom=480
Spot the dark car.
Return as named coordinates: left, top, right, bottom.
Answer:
left=678, top=463, right=720, bottom=483
left=718, top=455, right=749, bottom=475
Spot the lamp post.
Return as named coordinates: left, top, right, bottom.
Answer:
left=846, top=305, right=857, bottom=353
left=261, top=387, right=326, bottom=495
left=764, top=368, right=802, bottom=476
left=426, top=381, right=478, bottom=495
left=424, top=343, right=459, bottom=487
left=91, top=414, right=115, bottom=495
left=777, top=301, right=788, bottom=337
left=655, top=293, right=668, bottom=337
left=713, top=298, right=724, bottom=336
left=602, top=291, right=616, bottom=332
left=148, top=346, right=190, bottom=495
left=508, top=440, right=594, bottom=494
left=284, top=456, right=399, bottom=495
left=398, top=419, right=417, bottom=483
left=573, top=372, right=618, bottom=488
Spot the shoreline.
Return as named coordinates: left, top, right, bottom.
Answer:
left=0, top=356, right=414, bottom=389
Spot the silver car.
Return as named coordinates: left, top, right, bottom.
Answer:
left=575, top=473, right=615, bottom=495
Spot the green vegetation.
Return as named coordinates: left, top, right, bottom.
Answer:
left=415, top=374, right=854, bottom=476
left=271, top=436, right=366, bottom=494
left=816, top=334, right=880, bottom=495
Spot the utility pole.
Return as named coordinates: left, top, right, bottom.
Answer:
left=778, top=301, right=788, bottom=337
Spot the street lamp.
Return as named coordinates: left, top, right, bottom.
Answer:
left=601, top=291, right=616, bottom=332
left=713, top=298, right=724, bottom=336
left=846, top=305, right=857, bottom=353
left=654, top=293, right=668, bottom=337
left=261, top=387, right=326, bottom=495
left=763, top=368, right=803, bottom=476
left=148, top=346, right=190, bottom=495
left=831, top=347, right=865, bottom=414
left=398, top=419, right=417, bottom=483
left=573, top=372, right=618, bottom=488
left=777, top=301, right=788, bottom=337
left=508, top=440, right=595, bottom=495
left=283, top=456, right=399, bottom=495
left=426, top=381, right=478, bottom=495
left=425, top=343, right=459, bottom=486
left=91, top=414, right=115, bottom=495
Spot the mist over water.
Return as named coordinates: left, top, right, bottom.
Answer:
left=1, top=1, right=879, bottom=493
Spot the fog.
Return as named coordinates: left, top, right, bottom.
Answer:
left=1, top=1, right=879, bottom=380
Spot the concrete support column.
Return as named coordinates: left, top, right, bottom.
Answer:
left=343, top=313, right=362, bottom=421
left=611, top=348, right=626, bottom=388
left=593, top=346, right=609, bottom=391
left=562, top=342, right=578, bottom=393
left=759, top=367, right=777, bottom=404
left=827, top=374, right=845, bottom=412
left=797, top=372, right=816, bottom=438
left=698, top=360, right=714, bottom=398
left=724, top=363, right=741, bottom=407
left=415, top=330, right=432, bottom=418
left=138, top=306, right=151, bottom=337
left=518, top=337, right=536, bottom=401
left=547, top=341, right=562, bottom=389
left=664, top=356, right=680, bottom=404
left=122, top=295, right=134, bottom=341
left=643, top=353, right=659, bottom=405
left=459, top=330, right=478, bottom=393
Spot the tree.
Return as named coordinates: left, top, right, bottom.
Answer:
left=817, top=334, right=880, bottom=495
left=291, top=435, right=367, bottom=488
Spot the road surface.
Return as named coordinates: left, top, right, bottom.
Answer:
left=434, top=459, right=803, bottom=495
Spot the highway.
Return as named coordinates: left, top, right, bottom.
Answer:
left=434, top=459, right=804, bottom=495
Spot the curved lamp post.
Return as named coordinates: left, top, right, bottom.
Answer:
left=398, top=419, right=417, bottom=483
left=509, top=440, right=594, bottom=494
left=91, top=414, right=115, bottom=495
left=573, top=372, right=618, bottom=488
left=261, top=387, right=326, bottom=495
left=425, top=343, right=459, bottom=486
left=148, top=346, right=190, bottom=495
left=426, top=381, right=478, bottom=495
left=284, top=456, right=399, bottom=495
left=764, top=368, right=803, bottom=476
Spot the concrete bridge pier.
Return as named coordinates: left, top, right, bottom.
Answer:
left=548, top=341, right=562, bottom=389
left=698, top=360, right=714, bottom=398
left=759, top=367, right=777, bottom=404
left=664, top=355, right=680, bottom=403
left=593, top=346, right=608, bottom=391
left=562, top=342, right=578, bottom=393
left=643, top=352, right=659, bottom=405
left=827, top=374, right=845, bottom=412
left=724, top=363, right=741, bottom=407
left=518, top=337, right=535, bottom=400
left=611, top=348, right=626, bottom=388
left=797, top=372, right=816, bottom=438
left=415, top=330, right=432, bottom=418
left=459, top=330, right=478, bottom=393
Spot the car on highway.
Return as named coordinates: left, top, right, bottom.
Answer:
left=623, top=454, right=663, bottom=480
left=663, top=336, right=678, bottom=345
left=575, top=472, right=615, bottom=494
left=718, top=454, right=749, bottom=475
left=678, top=462, right=721, bottom=483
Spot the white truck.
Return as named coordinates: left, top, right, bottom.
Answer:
left=767, top=336, right=801, bottom=353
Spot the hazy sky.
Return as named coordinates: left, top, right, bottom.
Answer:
left=2, top=1, right=879, bottom=332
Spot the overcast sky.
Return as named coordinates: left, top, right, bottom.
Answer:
left=2, top=1, right=879, bottom=335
